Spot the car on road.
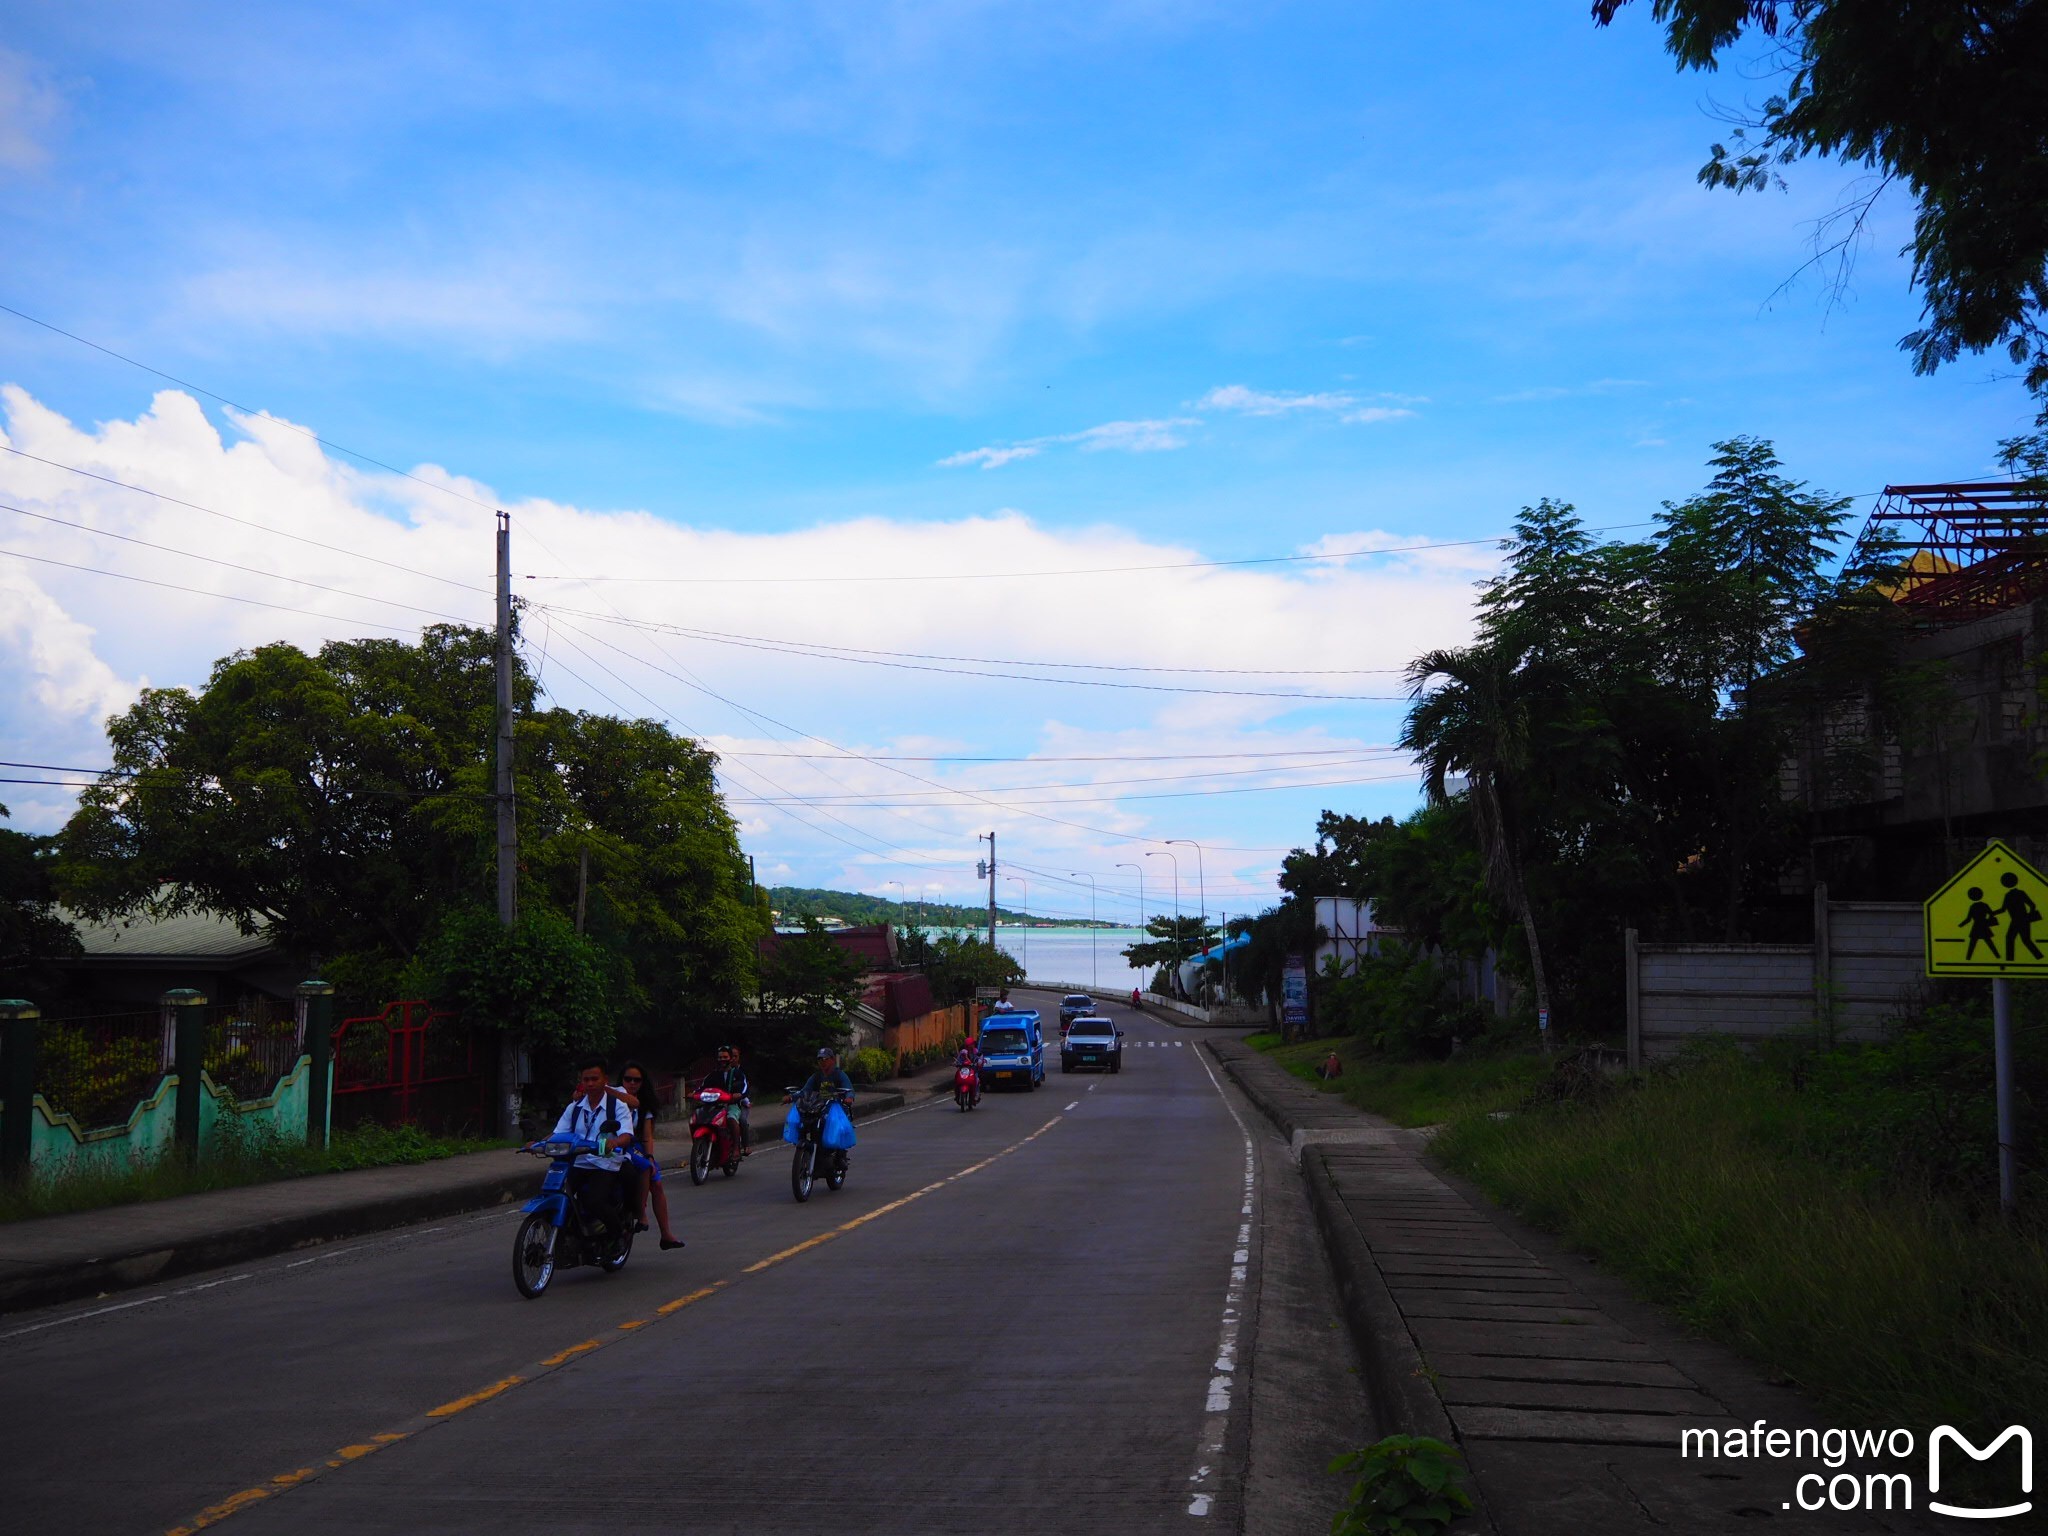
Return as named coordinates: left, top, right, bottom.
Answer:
left=978, top=1010, right=1045, bottom=1090
left=1058, top=994, right=1095, bottom=1034
left=1060, top=1017, right=1122, bottom=1073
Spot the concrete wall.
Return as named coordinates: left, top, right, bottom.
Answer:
left=1626, top=897, right=1923, bottom=1068
left=29, top=1056, right=312, bottom=1181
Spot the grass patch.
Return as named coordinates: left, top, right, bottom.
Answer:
left=1431, top=1059, right=2048, bottom=1437
left=1254, top=1036, right=1547, bottom=1127
left=0, top=1122, right=509, bottom=1224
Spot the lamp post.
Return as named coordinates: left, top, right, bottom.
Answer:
left=1146, top=850, right=1181, bottom=995
left=1116, top=861, right=1145, bottom=997
left=1166, top=839, right=1208, bottom=959
left=1068, top=872, right=1099, bottom=989
left=1005, top=875, right=1028, bottom=976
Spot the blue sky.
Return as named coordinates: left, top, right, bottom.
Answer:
left=0, top=2, right=2020, bottom=922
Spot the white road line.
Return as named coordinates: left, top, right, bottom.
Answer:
left=1186, top=1045, right=1257, bottom=1519
left=1064, top=1101, right=1079, bottom=1111
left=0, top=1270, right=252, bottom=1343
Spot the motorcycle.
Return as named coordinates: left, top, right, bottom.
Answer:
left=687, top=1085, right=744, bottom=1184
left=511, top=1137, right=635, bottom=1298
left=953, top=1060, right=981, bottom=1111
left=784, top=1085, right=853, bottom=1203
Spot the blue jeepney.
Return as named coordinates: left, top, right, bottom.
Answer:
left=975, top=1009, right=1044, bottom=1090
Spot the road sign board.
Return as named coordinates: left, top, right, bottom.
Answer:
left=1925, top=840, right=2048, bottom=977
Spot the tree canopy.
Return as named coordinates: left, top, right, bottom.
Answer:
left=55, top=623, right=763, bottom=1056
left=1594, top=0, right=2048, bottom=403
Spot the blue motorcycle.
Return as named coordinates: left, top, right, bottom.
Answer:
left=512, top=1137, right=635, bottom=1298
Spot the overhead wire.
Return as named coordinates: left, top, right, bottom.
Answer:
left=0, top=442, right=492, bottom=594
left=0, top=301, right=502, bottom=515
left=0, top=500, right=483, bottom=626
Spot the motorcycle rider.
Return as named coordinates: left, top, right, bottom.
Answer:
left=797, top=1045, right=854, bottom=1100
left=704, top=1044, right=753, bottom=1153
left=546, top=1057, right=634, bottom=1237
left=953, top=1035, right=983, bottom=1104
left=616, top=1061, right=683, bottom=1251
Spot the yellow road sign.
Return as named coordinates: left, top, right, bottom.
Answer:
left=1925, top=841, right=2048, bottom=977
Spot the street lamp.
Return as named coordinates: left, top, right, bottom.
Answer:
left=1166, top=839, right=1208, bottom=960
left=1068, top=871, right=1098, bottom=989
left=1005, top=875, right=1028, bottom=975
left=1145, top=849, right=1180, bottom=994
left=1116, top=861, right=1145, bottom=998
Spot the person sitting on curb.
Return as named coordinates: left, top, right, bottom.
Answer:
left=1314, top=1049, right=1344, bottom=1081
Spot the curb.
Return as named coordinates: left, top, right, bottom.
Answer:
left=0, top=1088, right=914, bottom=1317
left=1203, top=1041, right=1460, bottom=1444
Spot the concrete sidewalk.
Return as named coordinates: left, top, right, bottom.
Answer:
left=1205, top=1038, right=1936, bottom=1535
left=0, top=1081, right=931, bottom=1317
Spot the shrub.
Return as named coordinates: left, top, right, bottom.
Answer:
left=844, top=1047, right=896, bottom=1084
left=1319, top=948, right=1495, bottom=1059
left=1329, top=1436, right=1472, bottom=1536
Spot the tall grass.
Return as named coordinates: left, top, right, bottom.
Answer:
left=1258, top=1035, right=1548, bottom=1127
left=0, top=1122, right=507, bottom=1224
left=1432, top=1063, right=2048, bottom=1437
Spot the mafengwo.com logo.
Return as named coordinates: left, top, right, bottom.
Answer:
left=1680, top=1421, right=2033, bottom=1518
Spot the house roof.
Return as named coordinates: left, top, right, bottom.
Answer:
left=59, top=906, right=279, bottom=964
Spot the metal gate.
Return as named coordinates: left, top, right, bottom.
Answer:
left=331, top=1000, right=484, bottom=1134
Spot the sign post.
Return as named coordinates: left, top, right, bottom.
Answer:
left=1923, top=839, right=2047, bottom=1216
left=1281, top=954, right=1309, bottom=1042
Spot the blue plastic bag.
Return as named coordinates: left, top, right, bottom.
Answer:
left=781, top=1104, right=802, bottom=1145
left=820, top=1100, right=857, bottom=1151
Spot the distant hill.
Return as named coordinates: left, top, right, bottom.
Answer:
left=767, top=886, right=1100, bottom=929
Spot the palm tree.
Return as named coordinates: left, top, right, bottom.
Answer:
left=1400, top=641, right=1553, bottom=1047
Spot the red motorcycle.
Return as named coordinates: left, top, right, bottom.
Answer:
left=688, top=1086, right=744, bottom=1183
left=953, top=1060, right=982, bottom=1112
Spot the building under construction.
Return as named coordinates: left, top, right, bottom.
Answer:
left=1792, top=478, right=2048, bottom=900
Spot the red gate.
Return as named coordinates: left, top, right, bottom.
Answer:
left=331, top=1000, right=485, bottom=1133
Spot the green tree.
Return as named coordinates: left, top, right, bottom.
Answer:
left=1120, top=913, right=1218, bottom=974
left=758, top=916, right=866, bottom=1057
left=55, top=623, right=762, bottom=1042
left=1594, top=0, right=2048, bottom=404
left=913, top=930, right=1025, bottom=1005
left=0, top=804, right=81, bottom=998
left=403, top=905, right=621, bottom=1076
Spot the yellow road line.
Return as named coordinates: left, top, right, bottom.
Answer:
left=656, top=1282, right=725, bottom=1315
left=425, top=1375, right=524, bottom=1418
left=165, top=1112, right=1066, bottom=1534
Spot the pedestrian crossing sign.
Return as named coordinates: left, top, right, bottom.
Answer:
left=1925, top=840, right=2048, bottom=977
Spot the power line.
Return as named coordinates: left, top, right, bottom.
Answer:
left=709, top=752, right=1403, bottom=800
left=718, top=747, right=1392, bottom=763
left=0, top=544, right=422, bottom=636
left=532, top=610, right=1408, bottom=676
left=533, top=607, right=1404, bottom=701
left=516, top=520, right=1662, bottom=586
left=725, top=768, right=1418, bottom=808
left=0, top=442, right=492, bottom=594
left=0, top=500, right=481, bottom=626
left=0, top=301, right=501, bottom=515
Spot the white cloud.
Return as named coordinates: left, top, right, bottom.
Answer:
left=1198, top=385, right=1418, bottom=424
left=0, top=49, right=62, bottom=171
left=939, top=416, right=1196, bottom=469
left=1493, top=378, right=1651, bottom=404
left=0, top=385, right=1475, bottom=884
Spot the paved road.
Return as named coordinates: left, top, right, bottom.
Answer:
left=0, top=995, right=1270, bottom=1535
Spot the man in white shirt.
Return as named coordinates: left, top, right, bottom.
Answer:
left=548, top=1057, right=635, bottom=1232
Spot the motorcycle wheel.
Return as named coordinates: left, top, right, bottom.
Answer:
left=792, top=1141, right=815, bottom=1203
left=955, top=1088, right=969, bottom=1112
left=722, top=1136, right=740, bottom=1177
left=512, top=1213, right=558, bottom=1299
left=690, top=1136, right=713, bottom=1186
left=599, top=1222, right=634, bottom=1274
left=826, top=1153, right=846, bottom=1192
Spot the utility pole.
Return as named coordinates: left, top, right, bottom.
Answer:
left=978, top=831, right=997, bottom=951
left=1146, top=849, right=1180, bottom=993
left=1007, top=876, right=1028, bottom=975
left=493, top=511, right=520, bottom=1136
left=1069, top=872, right=1098, bottom=990
left=574, top=846, right=590, bottom=935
